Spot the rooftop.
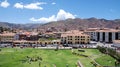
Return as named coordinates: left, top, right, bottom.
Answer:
left=85, top=28, right=120, bottom=32
left=17, top=32, right=38, bottom=36
left=61, top=30, right=89, bottom=37
left=0, top=33, right=15, bottom=36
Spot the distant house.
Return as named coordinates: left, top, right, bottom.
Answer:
left=16, top=32, right=39, bottom=41
left=26, top=32, right=39, bottom=41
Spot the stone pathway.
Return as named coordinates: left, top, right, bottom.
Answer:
left=77, top=61, right=84, bottom=67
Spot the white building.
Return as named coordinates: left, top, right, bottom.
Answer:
left=85, top=28, right=120, bottom=43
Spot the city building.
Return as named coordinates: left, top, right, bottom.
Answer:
left=0, top=33, right=15, bottom=42
left=84, top=28, right=101, bottom=41
left=61, top=30, right=90, bottom=44
left=53, top=32, right=64, bottom=39
left=26, top=32, right=39, bottom=41
left=113, top=40, right=120, bottom=50
left=84, top=28, right=120, bottom=43
left=16, top=32, right=39, bottom=41
left=15, top=32, right=28, bottom=40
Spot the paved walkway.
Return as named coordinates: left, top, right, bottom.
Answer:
left=36, top=47, right=72, bottom=49
left=77, top=61, right=84, bottom=67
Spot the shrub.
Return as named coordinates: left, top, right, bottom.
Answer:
left=91, top=61, right=103, bottom=67
left=97, top=46, right=120, bottom=63
left=91, top=61, right=97, bottom=66
left=72, top=51, right=88, bottom=57
left=78, top=49, right=85, bottom=52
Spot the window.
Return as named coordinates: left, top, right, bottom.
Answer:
left=75, top=36, right=77, bottom=38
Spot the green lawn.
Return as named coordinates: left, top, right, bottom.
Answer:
left=0, top=48, right=116, bottom=67
left=95, top=55, right=116, bottom=66
left=74, top=49, right=116, bottom=66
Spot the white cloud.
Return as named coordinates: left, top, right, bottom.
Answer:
left=14, top=2, right=46, bottom=10
left=24, top=2, right=46, bottom=10
left=14, top=3, right=23, bottom=9
left=56, top=9, right=75, bottom=20
left=30, top=15, right=56, bottom=23
left=0, top=0, right=10, bottom=8
left=52, top=2, right=56, bottom=5
left=30, top=9, right=75, bottom=23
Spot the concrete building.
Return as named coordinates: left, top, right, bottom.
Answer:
left=113, top=40, right=120, bottom=50
left=85, top=28, right=120, bottom=43
left=61, top=30, right=90, bottom=44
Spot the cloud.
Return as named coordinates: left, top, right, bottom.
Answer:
left=52, top=2, right=56, bottom=5
left=56, top=9, right=75, bottom=20
left=0, top=0, right=10, bottom=8
left=30, top=15, right=56, bottom=23
left=14, top=2, right=46, bottom=10
left=14, top=3, right=23, bottom=9
left=24, top=2, right=46, bottom=10
left=30, top=9, right=75, bottom=23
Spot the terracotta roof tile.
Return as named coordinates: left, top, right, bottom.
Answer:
left=0, top=33, right=15, bottom=36
left=61, top=30, right=89, bottom=37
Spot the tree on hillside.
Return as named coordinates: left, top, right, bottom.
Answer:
left=0, top=27, right=3, bottom=33
left=64, top=28, right=68, bottom=32
left=116, top=26, right=119, bottom=30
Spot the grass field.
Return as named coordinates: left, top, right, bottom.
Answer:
left=74, top=49, right=116, bottom=66
left=0, top=48, right=116, bottom=67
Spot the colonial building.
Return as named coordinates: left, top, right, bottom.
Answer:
left=61, top=30, right=90, bottom=44
left=0, top=33, right=15, bottom=42
left=85, top=28, right=120, bottom=43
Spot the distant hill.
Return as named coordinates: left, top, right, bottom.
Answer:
left=38, top=18, right=120, bottom=31
left=0, top=22, right=15, bottom=28
left=0, top=18, right=120, bottom=31
left=0, top=22, right=42, bottom=30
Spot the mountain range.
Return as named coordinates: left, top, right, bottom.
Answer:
left=0, top=18, right=120, bottom=31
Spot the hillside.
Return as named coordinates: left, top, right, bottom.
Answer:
left=38, top=18, right=120, bottom=31
left=0, top=18, right=120, bottom=31
left=0, top=22, right=42, bottom=30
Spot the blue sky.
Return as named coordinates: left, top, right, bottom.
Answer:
left=0, top=0, right=120, bottom=24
